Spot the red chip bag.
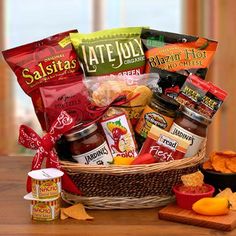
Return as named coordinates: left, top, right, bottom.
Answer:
left=2, top=29, right=83, bottom=94
left=2, top=29, right=83, bottom=130
left=40, top=80, right=94, bottom=131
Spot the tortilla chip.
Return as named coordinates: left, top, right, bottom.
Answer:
left=202, top=160, right=214, bottom=170
left=229, top=193, right=236, bottom=210
left=92, top=81, right=132, bottom=106
left=181, top=171, right=204, bottom=187
left=60, top=208, right=69, bottom=220
left=207, top=150, right=236, bottom=173
left=216, top=150, right=236, bottom=157
left=129, top=85, right=152, bottom=107
left=216, top=188, right=236, bottom=210
left=63, top=203, right=94, bottom=221
left=216, top=188, right=233, bottom=199
left=211, top=154, right=229, bottom=173
left=210, top=151, right=217, bottom=162
left=225, top=157, right=236, bottom=173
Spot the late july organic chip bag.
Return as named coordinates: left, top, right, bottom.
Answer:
left=70, top=27, right=146, bottom=77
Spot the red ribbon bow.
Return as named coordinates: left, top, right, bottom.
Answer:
left=86, top=93, right=140, bottom=120
left=18, top=110, right=81, bottom=195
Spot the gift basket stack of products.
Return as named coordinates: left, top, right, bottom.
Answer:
left=2, top=27, right=228, bottom=209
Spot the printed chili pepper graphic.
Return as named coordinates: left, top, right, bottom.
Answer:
left=195, top=38, right=209, bottom=50
left=107, top=120, right=127, bottom=153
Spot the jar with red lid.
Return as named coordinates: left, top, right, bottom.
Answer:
left=65, top=123, right=113, bottom=165
left=169, top=106, right=211, bottom=157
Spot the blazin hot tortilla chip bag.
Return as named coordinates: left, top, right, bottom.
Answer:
left=141, top=28, right=218, bottom=79
left=70, top=27, right=146, bottom=77
left=2, top=29, right=83, bottom=131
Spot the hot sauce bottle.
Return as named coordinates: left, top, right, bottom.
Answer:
left=100, top=107, right=138, bottom=158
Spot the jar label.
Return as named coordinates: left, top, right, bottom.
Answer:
left=169, top=123, right=205, bottom=157
left=135, top=105, right=174, bottom=138
left=38, top=180, right=59, bottom=198
left=72, top=141, right=113, bottom=165
left=139, top=125, right=190, bottom=162
left=100, top=114, right=138, bottom=158
left=31, top=200, right=60, bottom=221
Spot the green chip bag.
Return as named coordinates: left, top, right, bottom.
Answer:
left=70, top=27, right=147, bottom=76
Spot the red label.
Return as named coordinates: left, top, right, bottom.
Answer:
left=139, top=137, right=185, bottom=162
left=40, top=80, right=94, bottom=131
left=2, top=30, right=83, bottom=95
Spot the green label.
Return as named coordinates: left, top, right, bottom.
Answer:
left=78, top=37, right=145, bottom=76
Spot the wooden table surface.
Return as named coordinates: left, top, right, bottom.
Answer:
left=0, top=155, right=235, bottom=236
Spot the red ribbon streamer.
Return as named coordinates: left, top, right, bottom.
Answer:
left=18, top=110, right=81, bottom=195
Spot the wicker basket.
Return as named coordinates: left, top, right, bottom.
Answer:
left=60, top=144, right=206, bottom=209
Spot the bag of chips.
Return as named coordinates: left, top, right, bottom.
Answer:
left=141, top=28, right=218, bottom=79
left=152, top=68, right=187, bottom=99
left=40, top=80, right=95, bottom=131
left=2, top=30, right=83, bottom=130
left=70, top=27, right=146, bottom=77
left=84, top=74, right=158, bottom=126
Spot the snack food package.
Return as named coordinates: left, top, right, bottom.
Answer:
left=84, top=73, right=158, bottom=126
left=100, top=107, right=138, bottom=158
left=2, top=29, right=83, bottom=130
left=2, top=29, right=83, bottom=95
left=197, top=82, right=228, bottom=118
left=141, top=28, right=218, bottom=79
left=176, top=74, right=210, bottom=109
left=70, top=27, right=146, bottom=77
left=39, top=80, right=95, bottom=131
left=139, top=125, right=190, bottom=162
left=24, top=193, right=60, bottom=221
left=28, top=168, right=64, bottom=199
left=152, top=68, right=187, bottom=99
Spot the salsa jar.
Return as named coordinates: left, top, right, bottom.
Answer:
left=135, top=92, right=180, bottom=139
left=65, top=123, right=113, bottom=165
left=169, top=106, right=211, bottom=157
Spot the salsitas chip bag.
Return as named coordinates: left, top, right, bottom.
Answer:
left=2, top=30, right=83, bottom=130
left=70, top=27, right=146, bottom=77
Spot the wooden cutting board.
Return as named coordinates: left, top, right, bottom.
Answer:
left=158, top=203, right=236, bottom=231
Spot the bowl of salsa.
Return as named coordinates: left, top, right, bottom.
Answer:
left=173, top=184, right=215, bottom=210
